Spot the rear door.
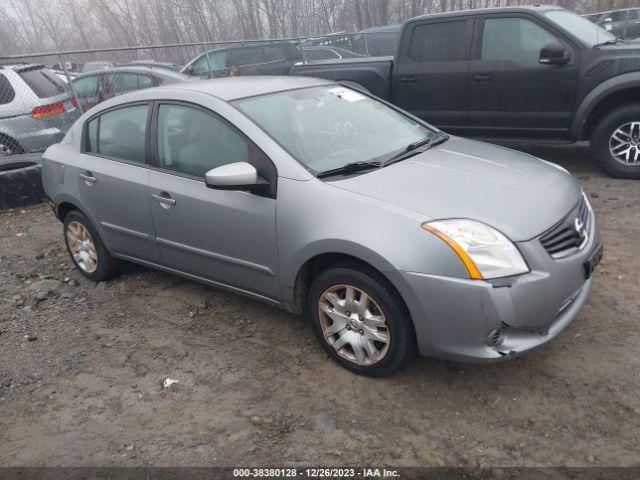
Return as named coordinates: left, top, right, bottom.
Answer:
left=77, top=102, right=161, bottom=263
left=393, top=17, right=474, bottom=130
left=466, top=13, right=578, bottom=139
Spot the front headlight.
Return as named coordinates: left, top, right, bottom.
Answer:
left=421, top=219, right=529, bottom=279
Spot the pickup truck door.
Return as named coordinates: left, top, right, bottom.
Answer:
left=393, top=16, right=474, bottom=130
left=467, top=13, right=578, bottom=139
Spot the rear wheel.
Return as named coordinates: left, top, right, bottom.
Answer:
left=63, top=210, right=122, bottom=282
left=591, top=104, right=640, bottom=178
left=306, top=263, right=415, bottom=376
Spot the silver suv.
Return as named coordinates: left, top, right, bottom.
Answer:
left=0, top=64, right=78, bottom=156
left=42, top=77, right=602, bottom=376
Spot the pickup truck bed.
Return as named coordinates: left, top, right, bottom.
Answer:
left=292, top=57, right=393, bottom=101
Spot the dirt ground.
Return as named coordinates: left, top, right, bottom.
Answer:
left=1, top=143, right=639, bottom=468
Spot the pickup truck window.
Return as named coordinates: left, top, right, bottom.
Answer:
left=409, top=21, right=467, bottom=62
left=481, top=18, right=559, bottom=67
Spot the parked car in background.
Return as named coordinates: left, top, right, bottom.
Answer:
left=121, top=60, right=181, bottom=71
left=72, top=66, right=189, bottom=111
left=181, top=42, right=302, bottom=78
left=302, top=46, right=364, bottom=62
left=293, top=5, right=640, bottom=178
left=584, top=8, right=640, bottom=40
left=0, top=64, right=77, bottom=155
left=81, top=61, right=114, bottom=73
left=42, top=76, right=601, bottom=376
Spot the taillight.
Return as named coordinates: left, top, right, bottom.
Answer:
left=31, top=102, right=66, bottom=119
left=71, top=97, right=77, bottom=108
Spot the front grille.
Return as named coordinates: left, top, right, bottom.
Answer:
left=540, top=195, right=591, bottom=258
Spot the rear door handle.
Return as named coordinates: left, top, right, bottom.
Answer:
left=399, top=76, right=417, bottom=84
left=472, top=73, right=492, bottom=81
left=78, top=172, right=96, bottom=184
left=151, top=192, right=176, bottom=208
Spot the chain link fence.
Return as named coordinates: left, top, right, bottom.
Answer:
left=0, top=29, right=400, bottom=158
left=584, top=7, right=640, bottom=41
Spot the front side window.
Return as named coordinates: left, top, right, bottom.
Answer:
left=86, top=104, right=148, bottom=163
left=157, top=104, right=248, bottom=177
left=234, top=86, right=437, bottom=173
left=192, top=51, right=227, bottom=75
left=481, top=18, right=561, bottom=67
left=73, top=75, right=99, bottom=97
left=408, top=21, right=467, bottom=62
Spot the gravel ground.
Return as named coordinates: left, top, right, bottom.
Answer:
left=0, top=143, right=639, bottom=468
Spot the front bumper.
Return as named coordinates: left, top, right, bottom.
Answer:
left=388, top=215, right=601, bottom=363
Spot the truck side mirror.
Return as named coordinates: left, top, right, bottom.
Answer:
left=539, top=43, right=569, bottom=66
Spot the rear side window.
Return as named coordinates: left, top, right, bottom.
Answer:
left=106, top=73, right=154, bottom=94
left=408, top=21, right=467, bottom=62
left=86, top=104, right=148, bottom=163
left=230, top=47, right=266, bottom=66
left=0, top=74, right=16, bottom=104
left=18, top=68, right=69, bottom=98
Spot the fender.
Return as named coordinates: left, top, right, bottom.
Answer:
left=280, top=238, right=402, bottom=310
left=572, top=72, right=640, bottom=140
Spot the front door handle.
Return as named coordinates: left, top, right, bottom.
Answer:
left=78, top=172, right=96, bottom=184
left=472, top=73, right=492, bottom=81
left=399, top=76, right=417, bottom=84
left=151, top=192, right=176, bottom=208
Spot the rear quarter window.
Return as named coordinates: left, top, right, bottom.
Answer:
left=18, top=68, right=69, bottom=98
left=0, top=74, right=16, bottom=104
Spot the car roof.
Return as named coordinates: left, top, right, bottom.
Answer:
left=0, top=63, right=46, bottom=72
left=74, top=66, right=189, bottom=80
left=149, top=75, right=332, bottom=101
left=407, top=4, right=564, bottom=22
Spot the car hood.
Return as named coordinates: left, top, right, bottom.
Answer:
left=326, top=137, right=582, bottom=242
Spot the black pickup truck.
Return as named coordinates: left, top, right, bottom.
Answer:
left=291, top=5, right=640, bottom=178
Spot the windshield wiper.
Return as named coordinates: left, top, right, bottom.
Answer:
left=316, top=161, right=382, bottom=178
left=382, top=133, right=449, bottom=167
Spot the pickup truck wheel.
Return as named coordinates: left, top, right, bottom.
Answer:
left=591, top=104, right=640, bottom=179
left=306, top=263, right=416, bottom=376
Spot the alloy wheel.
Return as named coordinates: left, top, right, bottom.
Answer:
left=318, top=284, right=390, bottom=366
left=0, top=142, right=12, bottom=156
left=66, top=221, right=98, bottom=273
left=609, top=121, right=640, bottom=165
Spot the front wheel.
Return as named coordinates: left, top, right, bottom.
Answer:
left=306, top=263, right=416, bottom=376
left=591, top=104, right=640, bottom=179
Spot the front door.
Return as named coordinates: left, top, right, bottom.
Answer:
left=76, top=102, right=161, bottom=263
left=148, top=102, right=280, bottom=300
left=393, top=17, right=474, bottom=130
left=466, top=14, right=578, bottom=139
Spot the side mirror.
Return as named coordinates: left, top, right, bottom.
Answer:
left=205, top=162, right=268, bottom=193
left=539, top=43, right=570, bottom=65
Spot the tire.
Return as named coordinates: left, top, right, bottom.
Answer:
left=0, top=134, right=24, bottom=156
left=306, top=262, right=416, bottom=376
left=591, top=104, right=640, bottom=179
left=63, top=210, right=123, bottom=282
left=0, top=158, right=46, bottom=209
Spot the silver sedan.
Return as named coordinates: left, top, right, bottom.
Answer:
left=42, top=76, right=602, bottom=376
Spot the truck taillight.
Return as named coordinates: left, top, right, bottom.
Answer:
left=31, top=102, right=66, bottom=119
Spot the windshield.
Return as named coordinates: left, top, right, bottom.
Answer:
left=234, top=86, right=437, bottom=173
left=544, top=9, right=617, bottom=46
